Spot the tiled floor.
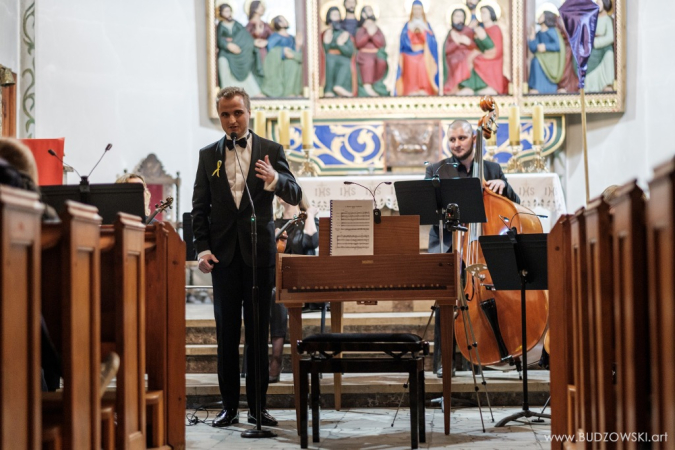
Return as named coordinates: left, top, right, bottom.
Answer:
left=185, top=405, right=552, bottom=449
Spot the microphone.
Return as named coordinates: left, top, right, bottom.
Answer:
left=86, top=143, right=112, bottom=180
left=48, top=149, right=82, bottom=178
left=424, top=161, right=459, bottom=187
left=47, top=143, right=112, bottom=187
left=342, top=181, right=391, bottom=224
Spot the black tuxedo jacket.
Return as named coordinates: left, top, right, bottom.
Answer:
left=191, top=132, right=302, bottom=268
left=425, top=157, right=519, bottom=253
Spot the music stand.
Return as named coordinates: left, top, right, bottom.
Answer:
left=479, top=232, right=551, bottom=425
left=395, top=178, right=487, bottom=416
left=395, top=178, right=486, bottom=252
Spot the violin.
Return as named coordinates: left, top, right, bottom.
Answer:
left=146, top=196, right=173, bottom=224
left=275, top=212, right=307, bottom=253
left=454, top=96, right=549, bottom=369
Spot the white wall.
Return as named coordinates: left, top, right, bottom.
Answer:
left=35, top=0, right=223, bottom=217
left=0, top=0, right=19, bottom=69
left=563, top=0, right=675, bottom=211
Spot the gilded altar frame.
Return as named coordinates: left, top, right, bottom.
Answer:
left=206, top=0, right=626, bottom=118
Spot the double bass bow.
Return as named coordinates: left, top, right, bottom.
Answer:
left=454, top=96, right=549, bottom=370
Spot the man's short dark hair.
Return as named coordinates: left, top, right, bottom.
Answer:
left=481, top=5, right=498, bottom=22
left=216, top=86, right=251, bottom=111
left=601, top=0, right=612, bottom=12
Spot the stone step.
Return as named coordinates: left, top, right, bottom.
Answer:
left=185, top=370, right=551, bottom=409
left=186, top=308, right=438, bottom=345
left=186, top=343, right=438, bottom=373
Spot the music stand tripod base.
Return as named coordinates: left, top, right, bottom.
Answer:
left=479, top=233, right=550, bottom=427
left=242, top=428, right=277, bottom=438
left=495, top=409, right=551, bottom=427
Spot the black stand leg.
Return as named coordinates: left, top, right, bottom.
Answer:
left=495, top=276, right=550, bottom=427
left=242, top=213, right=276, bottom=438
left=300, top=361, right=309, bottom=448
left=311, top=368, right=321, bottom=442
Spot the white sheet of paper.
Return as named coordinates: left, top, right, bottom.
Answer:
left=329, top=200, right=374, bottom=256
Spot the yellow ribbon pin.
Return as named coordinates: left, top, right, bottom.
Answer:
left=212, top=160, right=222, bottom=177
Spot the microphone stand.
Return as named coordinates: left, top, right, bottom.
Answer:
left=231, top=133, right=276, bottom=439
left=342, top=181, right=391, bottom=224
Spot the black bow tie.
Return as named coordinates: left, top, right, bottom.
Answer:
left=226, top=135, right=248, bottom=150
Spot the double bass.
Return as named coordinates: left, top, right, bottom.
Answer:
left=454, top=97, right=548, bottom=369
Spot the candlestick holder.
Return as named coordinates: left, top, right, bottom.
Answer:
left=298, top=145, right=318, bottom=177
left=528, top=142, right=548, bottom=173
left=505, top=143, right=524, bottom=173
left=484, top=142, right=498, bottom=162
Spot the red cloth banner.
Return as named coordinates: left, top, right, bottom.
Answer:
left=20, top=138, right=65, bottom=186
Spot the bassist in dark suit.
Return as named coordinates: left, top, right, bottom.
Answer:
left=426, top=119, right=520, bottom=253
left=192, top=87, right=302, bottom=427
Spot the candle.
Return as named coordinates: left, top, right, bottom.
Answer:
left=532, top=104, right=544, bottom=144
left=254, top=110, right=266, bottom=138
left=508, top=105, right=521, bottom=145
left=486, top=130, right=497, bottom=147
left=301, top=109, right=313, bottom=148
left=278, top=110, right=290, bottom=147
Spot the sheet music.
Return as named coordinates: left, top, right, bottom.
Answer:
left=330, top=200, right=374, bottom=256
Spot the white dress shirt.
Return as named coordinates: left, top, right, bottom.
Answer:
left=197, top=133, right=279, bottom=260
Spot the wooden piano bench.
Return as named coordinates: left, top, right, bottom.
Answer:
left=296, top=333, right=429, bottom=449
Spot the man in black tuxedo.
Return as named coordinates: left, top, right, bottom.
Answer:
left=425, top=119, right=520, bottom=253
left=425, top=119, right=519, bottom=377
left=192, top=86, right=302, bottom=427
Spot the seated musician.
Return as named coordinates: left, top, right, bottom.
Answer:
left=425, top=119, right=520, bottom=253
left=115, top=173, right=152, bottom=220
left=269, top=197, right=319, bottom=383
left=424, top=120, right=519, bottom=377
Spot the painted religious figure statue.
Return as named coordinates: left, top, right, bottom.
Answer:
left=527, top=6, right=564, bottom=94
left=260, top=15, right=304, bottom=97
left=585, top=0, right=615, bottom=92
left=355, top=5, right=389, bottom=97
left=216, top=3, right=262, bottom=96
left=458, top=0, right=509, bottom=95
left=321, top=6, right=357, bottom=97
left=443, top=5, right=476, bottom=95
left=395, top=0, right=439, bottom=96
left=246, top=1, right=273, bottom=87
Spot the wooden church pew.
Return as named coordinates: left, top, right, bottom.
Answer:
left=0, top=186, right=44, bottom=450
left=547, top=214, right=574, bottom=449
left=144, top=222, right=186, bottom=450
left=646, top=158, right=675, bottom=449
left=569, top=208, right=591, bottom=448
left=99, top=213, right=147, bottom=450
left=41, top=201, right=102, bottom=450
left=609, top=181, right=649, bottom=450
left=583, top=199, right=615, bottom=449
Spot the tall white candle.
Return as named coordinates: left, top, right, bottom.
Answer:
left=278, top=110, right=290, bottom=147
left=254, top=110, right=266, bottom=138
left=301, top=110, right=313, bottom=148
left=532, top=104, right=544, bottom=144
left=509, top=105, right=521, bottom=146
